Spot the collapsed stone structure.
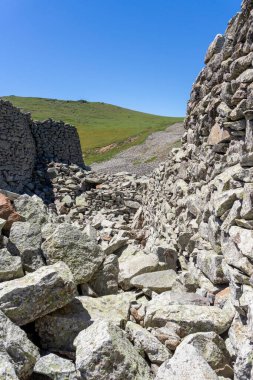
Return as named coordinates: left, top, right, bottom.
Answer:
left=0, top=0, right=252, bottom=379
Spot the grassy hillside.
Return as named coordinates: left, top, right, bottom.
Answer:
left=2, top=96, right=184, bottom=164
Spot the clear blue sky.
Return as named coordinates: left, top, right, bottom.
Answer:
left=1, top=0, right=241, bottom=116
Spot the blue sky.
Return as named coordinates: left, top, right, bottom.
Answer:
left=1, top=0, right=241, bottom=116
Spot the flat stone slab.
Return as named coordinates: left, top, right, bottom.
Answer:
left=144, top=303, right=233, bottom=335
left=130, top=270, right=178, bottom=293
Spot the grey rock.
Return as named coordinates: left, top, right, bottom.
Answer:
left=102, top=231, right=128, bottom=255
left=130, top=269, right=178, bottom=293
left=179, top=332, right=233, bottom=377
left=89, top=254, right=119, bottom=295
left=196, top=250, right=228, bottom=285
left=42, top=223, right=104, bottom=284
left=34, top=353, right=78, bottom=380
left=205, top=34, right=225, bottom=63
left=0, top=248, right=23, bottom=282
left=144, top=302, right=233, bottom=335
left=74, top=320, right=153, bottom=380
left=14, top=195, right=49, bottom=226
left=36, top=292, right=136, bottom=352
left=0, top=261, right=76, bottom=325
left=234, top=339, right=253, bottom=380
left=0, top=355, right=18, bottom=380
left=0, top=310, right=40, bottom=379
left=229, top=226, right=253, bottom=260
left=213, top=189, right=243, bottom=217
left=155, top=343, right=219, bottom=380
left=9, top=222, right=44, bottom=272
left=126, top=321, right=172, bottom=364
left=119, top=251, right=160, bottom=290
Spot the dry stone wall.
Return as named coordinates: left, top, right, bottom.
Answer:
left=0, top=100, right=36, bottom=192
left=32, top=119, right=84, bottom=166
left=140, top=0, right=253, bottom=376
left=0, top=100, right=84, bottom=193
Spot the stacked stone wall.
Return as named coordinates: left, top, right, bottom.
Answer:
left=0, top=100, right=84, bottom=193
left=140, top=0, right=253, bottom=375
left=0, top=100, right=36, bottom=192
left=31, top=119, right=84, bottom=166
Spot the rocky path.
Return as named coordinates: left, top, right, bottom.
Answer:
left=92, top=122, right=184, bottom=175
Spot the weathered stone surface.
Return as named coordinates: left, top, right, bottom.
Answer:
left=36, top=292, right=135, bottom=352
left=33, top=354, right=77, bottom=380
left=196, top=250, right=228, bottom=285
left=221, top=234, right=253, bottom=276
left=229, top=226, right=253, bottom=260
left=179, top=332, right=232, bottom=377
left=8, top=222, right=44, bottom=272
left=0, top=261, right=76, bottom=325
left=207, top=124, right=231, bottom=145
left=241, top=183, right=253, bottom=219
left=213, top=189, right=243, bottom=217
left=0, top=355, right=18, bottom=380
left=102, top=231, right=128, bottom=255
left=126, top=321, right=172, bottom=364
left=74, top=320, right=153, bottom=380
left=155, top=343, right=219, bottom=380
left=234, top=339, right=253, bottom=380
left=119, top=251, right=160, bottom=290
left=130, top=269, right=177, bottom=293
left=14, top=195, right=48, bottom=226
left=205, top=34, right=225, bottom=63
left=0, top=248, right=23, bottom=282
left=42, top=223, right=104, bottom=284
left=89, top=254, right=119, bottom=295
left=0, top=310, right=40, bottom=379
left=144, top=303, right=233, bottom=335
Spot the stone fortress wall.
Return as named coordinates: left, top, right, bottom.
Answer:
left=0, top=99, right=84, bottom=192
left=140, top=0, right=253, bottom=374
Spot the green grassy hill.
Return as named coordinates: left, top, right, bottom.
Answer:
left=2, top=96, right=184, bottom=164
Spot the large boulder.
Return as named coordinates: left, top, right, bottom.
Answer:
left=36, top=292, right=136, bottom=352
left=126, top=321, right=172, bottom=365
left=0, top=261, right=76, bottom=325
left=33, top=354, right=78, bottom=380
left=155, top=343, right=219, bottom=380
left=8, top=222, right=44, bottom=272
left=42, top=223, right=104, bottom=284
left=74, top=320, right=153, bottom=380
left=0, top=310, right=40, bottom=379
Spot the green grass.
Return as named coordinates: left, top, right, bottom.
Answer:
left=2, top=96, right=184, bottom=164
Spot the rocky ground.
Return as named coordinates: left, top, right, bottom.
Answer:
left=92, top=122, right=184, bottom=175
left=0, top=0, right=253, bottom=379
left=0, top=174, right=236, bottom=380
